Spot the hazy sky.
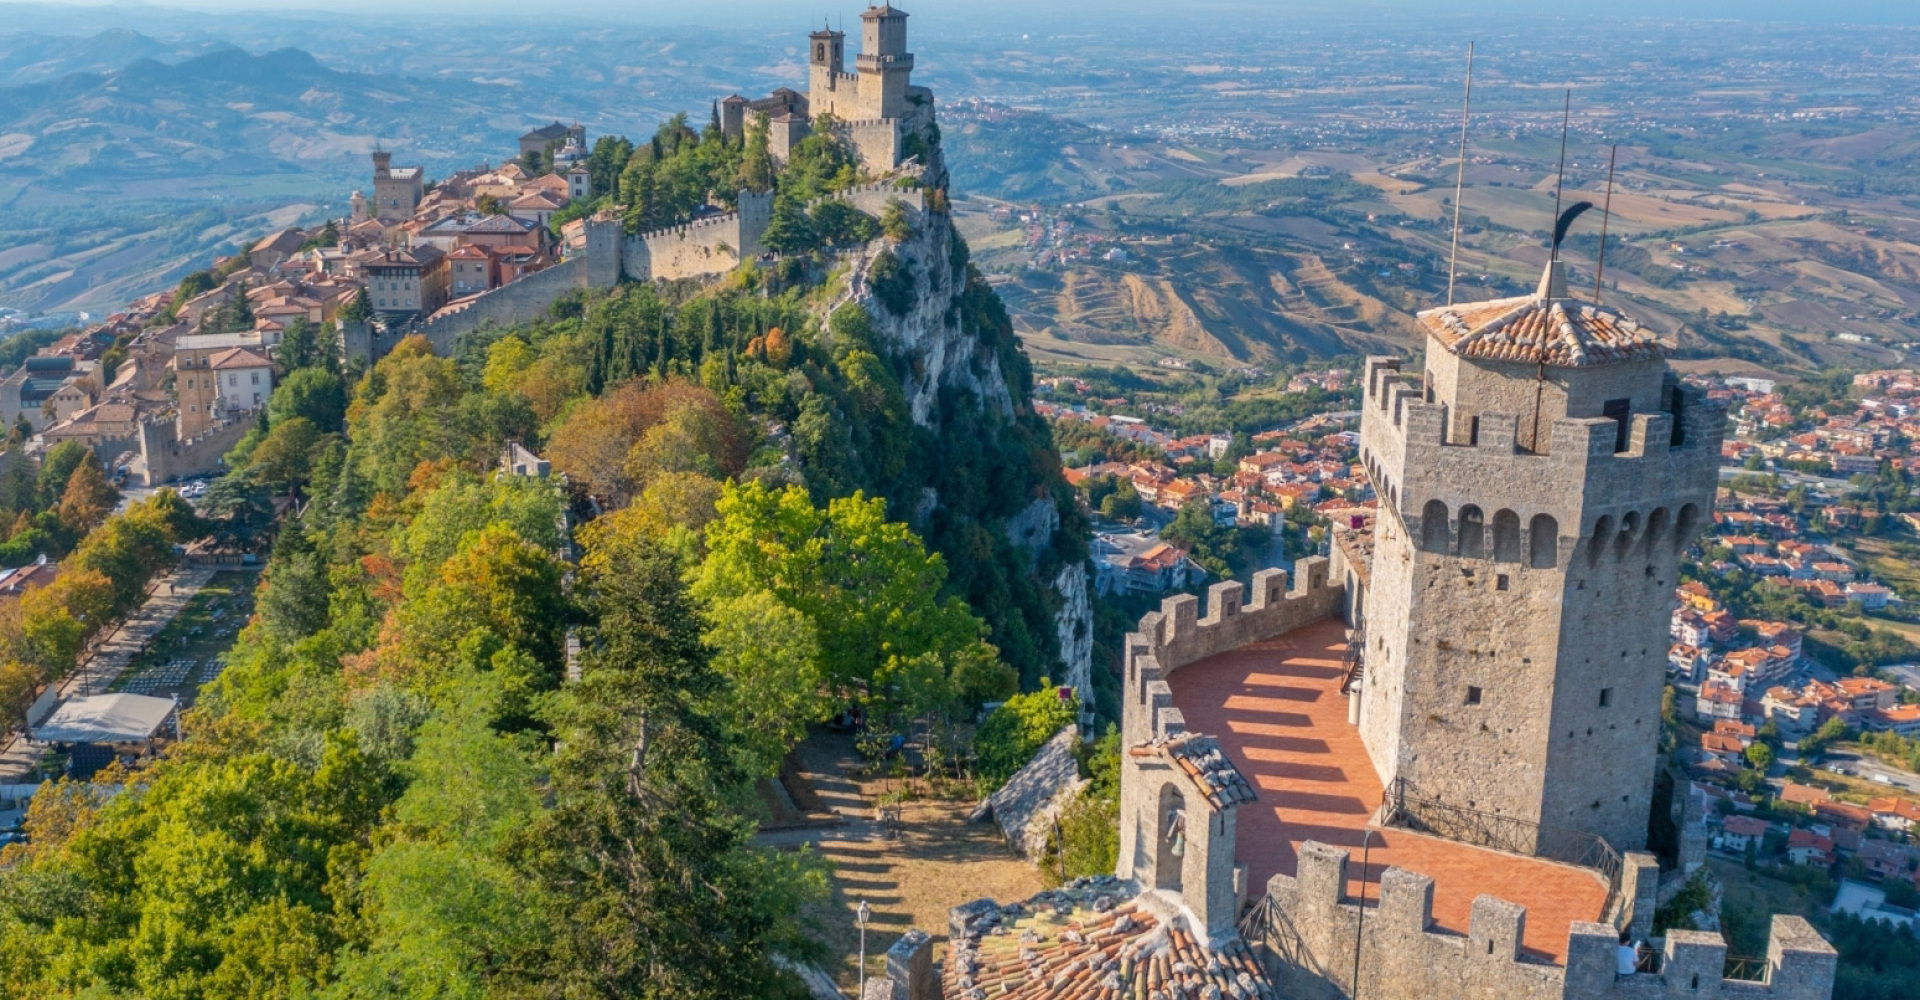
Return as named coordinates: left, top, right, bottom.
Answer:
left=14, top=0, right=1920, bottom=25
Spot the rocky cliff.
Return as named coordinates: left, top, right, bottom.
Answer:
left=826, top=187, right=1092, bottom=701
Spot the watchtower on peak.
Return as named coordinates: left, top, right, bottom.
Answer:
left=1355, top=258, right=1723, bottom=854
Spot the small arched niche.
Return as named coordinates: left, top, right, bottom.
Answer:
left=1492, top=509, right=1522, bottom=563
left=1155, top=783, right=1187, bottom=893
left=1457, top=505, right=1486, bottom=559
left=1587, top=515, right=1614, bottom=568
left=1530, top=514, right=1559, bottom=569
left=1421, top=500, right=1451, bottom=554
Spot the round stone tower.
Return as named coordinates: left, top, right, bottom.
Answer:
left=1355, top=258, right=1723, bottom=854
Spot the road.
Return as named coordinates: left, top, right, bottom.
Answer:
left=1716, top=465, right=1853, bottom=493
left=1821, top=752, right=1920, bottom=795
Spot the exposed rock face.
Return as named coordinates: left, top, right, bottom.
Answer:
left=836, top=190, right=1090, bottom=689
left=844, top=202, right=1014, bottom=428
left=1054, top=563, right=1093, bottom=705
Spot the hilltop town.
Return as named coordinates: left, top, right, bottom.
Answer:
left=0, top=5, right=1918, bottom=1000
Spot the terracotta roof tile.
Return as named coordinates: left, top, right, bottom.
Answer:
left=944, top=878, right=1279, bottom=1000
left=1416, top=295, right=1662, bottom=369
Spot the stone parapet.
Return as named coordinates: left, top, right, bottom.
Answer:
left=1247, top=841, right=1837, bottom=1000
left=1122, top=557, right=1339, bottom=746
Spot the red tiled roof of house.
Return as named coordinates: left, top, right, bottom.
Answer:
left=1778, top=782, right=1831, bottom=806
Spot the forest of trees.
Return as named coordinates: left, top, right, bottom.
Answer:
left=0, top=104, right=1088, bottom=990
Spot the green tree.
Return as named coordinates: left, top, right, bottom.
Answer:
left=268, top=367, right=348, bottom=435
left=248, top=416, right=325, bottom=495
left=975, top=683, right=1077, bottom=787
left=881, top=197, right=913, bottom=242
left=693, top=481, right=1013, bottom=719
left=498, top=540, right=823, bottom=997
left=1745, top=740, right=1775, bottom=772
left=760, top=195, right=819, bottom=254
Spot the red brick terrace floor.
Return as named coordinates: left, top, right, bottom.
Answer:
left=1167, top=617, right=1609, bottom=964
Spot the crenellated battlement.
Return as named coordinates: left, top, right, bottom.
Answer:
left=1122, top=558, right=1340, bottom=747
left=1359, top=352, right=1722, bottom=570
left=1247, top=841, right=1836, bottom=1000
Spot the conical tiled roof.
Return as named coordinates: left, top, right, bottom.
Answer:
left=1416, top=260, right=1662, bottom=368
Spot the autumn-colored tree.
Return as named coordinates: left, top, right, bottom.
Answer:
left=55, top=453, right=118, bottom=536
left=544, top=379, right=743, bottom=505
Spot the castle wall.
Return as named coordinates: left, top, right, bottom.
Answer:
left=418, top=256, right=587, bottom=356
left=621, top=191, right=773, bottom=284
left=1117, top=558, right=1341, bottom=904
left=1357, top=355, right=1722, bottom=851
left=1248, top=842, right=1836, bottom=1000
left=139, top=408, right=259, bottom=486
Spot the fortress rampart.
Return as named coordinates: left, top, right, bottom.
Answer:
left=1120, top=558, right=1340, bottom=748
left=418, top=256, right=588, bottom=355
left=621, top=189, right=774, bottom=283
left=138, top=407, right=259, bottom=485
left=1249, top=842, right=1836, bottom=1000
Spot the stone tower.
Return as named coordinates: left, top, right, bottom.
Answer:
left=857, top=3, right=914, bottom=120
left=808, top=24, right=847, bottom=112
left=1355, top=258, right=1723, bottom=853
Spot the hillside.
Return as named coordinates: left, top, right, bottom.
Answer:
left=0, top=44, right=591, bottom=316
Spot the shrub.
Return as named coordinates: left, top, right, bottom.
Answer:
left=974, top=683, right=1076, bottom=788
left=868, top=249, right=915, bottom=315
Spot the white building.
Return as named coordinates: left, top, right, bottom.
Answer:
left=209, top=348, right=273, bottom=414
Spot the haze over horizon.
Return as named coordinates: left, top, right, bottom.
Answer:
left=8, top=0, right=1920, bottom=26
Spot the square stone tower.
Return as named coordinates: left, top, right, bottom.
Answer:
left=1355, top=259, right=1723, bottom=853
left=856, top=3, right=915, bottom=120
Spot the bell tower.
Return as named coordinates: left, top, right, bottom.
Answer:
left=808, top=24, right=846, bottom=117
left=1356, top=258, right=1723, bottom=854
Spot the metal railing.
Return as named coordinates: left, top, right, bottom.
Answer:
left=1382, top=778, right=1625, bottom=917
left=1339, top=623, right=1366, bottom=695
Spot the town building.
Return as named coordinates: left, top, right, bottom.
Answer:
left=209, top=348, right=273, bottom=415
left=365, top=247, right=450, bottom=317
left=370, top=150, right=425, bottom=221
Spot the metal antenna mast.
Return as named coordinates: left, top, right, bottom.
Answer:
left=1445, top=41, right=1475, bottom=307
left=1549, top=88, right=1571, bottom=262
left=1594, top=143, right=1619, bottom=302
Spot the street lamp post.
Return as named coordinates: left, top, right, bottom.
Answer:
left=856, top=898, right=872, bottom=997
left=1351, top=828, right=1377, bottom=1000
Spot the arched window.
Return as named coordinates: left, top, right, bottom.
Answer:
left=1530, top=514, right=1559, bottom=569
left=1421, top=500, right=1450, bottom=553
left=1587, top=515, right=1613, bottom=567
left=1674, top=503, right=1700, bottom=552
left=1642, top=507, right=1669, bottom=553
left=1155, top=784, right=1187, bottom=892
left=1492, top=509, right=1522, bottom=563
left=1457, top=505, right=1486, bottom=559
left=1615, top=511, right=1641, bottom=559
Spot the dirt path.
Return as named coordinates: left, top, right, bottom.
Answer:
left=766, top=729, right=1044, bottom=993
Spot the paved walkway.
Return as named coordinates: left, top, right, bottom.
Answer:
left=0, top=566, right=223, bottom=783
left=1167, top=617, right=1610, bottom=963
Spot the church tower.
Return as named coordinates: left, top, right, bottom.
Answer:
left=856, top=4, right=914, bottom=120
left=1355, top=257, right=1722, bottom=853
left=808, top=23, right=847, bottom=117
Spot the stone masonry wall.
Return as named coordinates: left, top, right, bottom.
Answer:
left=1116, top=557, right=1341, bottom=912
left=1356, top=355, right=1723, bottom=850
left=1249, top=841, right=1835, bottom=1000
left=138, top=408, right=259, bottom=486
left=419, top=256, right=587, bottom=355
